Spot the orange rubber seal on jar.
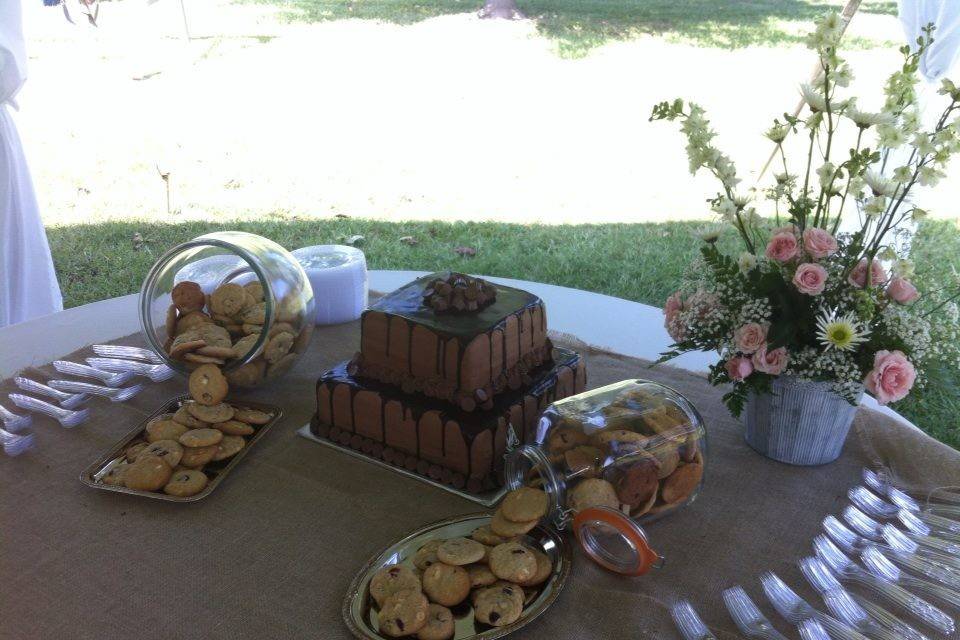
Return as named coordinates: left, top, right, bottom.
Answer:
left=572, top=506, right=663, bottom=576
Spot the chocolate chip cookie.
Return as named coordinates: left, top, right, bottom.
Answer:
left=500, top=487, right=548, bottom=523
left=488, top=542, right=537, bottom=584
left=436, top=537, right=485, bottom=566
left=370, top=564, right=422, bottom=608
left=163, top=469, right=209, bottom=497
left=416, top=604, right=454, bottom=640
left=188, top=364, right=228, bottom=406
left=377, top=589, right=429, bottom=638
left=421, top=563, right=470, bottom=607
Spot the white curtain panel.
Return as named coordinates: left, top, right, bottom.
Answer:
left=0, top=0, right=63, bottom=328
left=899, top=0, right=960, bottom=82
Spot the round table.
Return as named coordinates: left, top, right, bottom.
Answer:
left=0, top=271, right=945, bottom=640
left=0, top=270, right=913, bottom=429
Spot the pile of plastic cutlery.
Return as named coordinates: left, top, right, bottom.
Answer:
left=1, top=345, right=174, bottom=452
left=672, top=467, right=960, bottom=640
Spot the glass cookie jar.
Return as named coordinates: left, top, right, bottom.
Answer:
left=139, top=231, right=315, bottom=388
left=503, top=379, right=706, bottom=575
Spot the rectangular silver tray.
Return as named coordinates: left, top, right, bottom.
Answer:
left=80, top=395, right=282, bottom=502
left=297, top=424, right=508, bottom=507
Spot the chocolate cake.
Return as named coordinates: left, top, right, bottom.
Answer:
left=311, top=272, right=586, bottom=493
left=354, top=272, right=552, bottom=411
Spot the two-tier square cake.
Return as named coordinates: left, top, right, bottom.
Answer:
left=311, top=272, right=586, bottom=493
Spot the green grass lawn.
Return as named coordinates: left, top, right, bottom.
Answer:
left=47, top=216, right=960, bottom=448
left=248, top=0, right=898, bottom=56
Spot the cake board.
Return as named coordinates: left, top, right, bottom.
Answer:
left=297, top=424, right=510, bottom=507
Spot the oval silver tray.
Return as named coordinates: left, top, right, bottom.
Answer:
left=79, top=394, right=282, bottom=502
left=343, top=512, right=571, bottom=640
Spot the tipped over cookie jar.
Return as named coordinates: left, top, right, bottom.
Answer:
left=503, top=379, right=706, bottom=575
left=139, top=231, right=315, bottom=388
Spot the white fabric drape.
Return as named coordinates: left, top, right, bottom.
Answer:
left=0, top=0, right=63, bottom=328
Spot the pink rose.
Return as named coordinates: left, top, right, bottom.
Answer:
left=793, top=263, right=828, bottom=295
left=765, top=231, right=799, bottom=262
left=752, top=345, right=789, bottom=375
left=864, top=350, right=916, bottom=404
left=802, top=228, right=838, bottom=259
left=848, top=258, right=888, bottom=288
left=734, top=323, right=768, bottom=354
left=663, top=292, right=686, bottom=342
left=725, top=356, right=754, bottom=381
left=887, top=277, right=919, bottom=304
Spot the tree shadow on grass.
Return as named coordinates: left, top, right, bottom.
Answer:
left=527, top=0, right=898, bottom=57
left=245, top=0, right=898, bottom=56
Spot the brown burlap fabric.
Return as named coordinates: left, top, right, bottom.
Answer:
left=1, top=320, right=957, bottom=640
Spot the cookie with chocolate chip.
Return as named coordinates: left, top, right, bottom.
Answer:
left=369, top=564, right=422, bottom=608
left=377, top=589, right=429, bottom=638
left=488, top=542, right=537, bottom=584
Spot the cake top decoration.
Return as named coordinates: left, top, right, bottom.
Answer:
left=422, top=273, right=497, bottom=314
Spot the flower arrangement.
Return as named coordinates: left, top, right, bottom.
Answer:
left=651, top=14, right=960, bottom=417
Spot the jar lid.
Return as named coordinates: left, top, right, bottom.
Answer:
left=572, top=506, right=664, bottom=576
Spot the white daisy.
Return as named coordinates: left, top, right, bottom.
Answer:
left=863, top=169, right=897, bottom=197
left=816, top=309, right=871, bottom=352
left=765, top=122, right=790, bottom=144
left=846, top=105, right=893, bottom=129
left=800, top=83, right=828, bottom=113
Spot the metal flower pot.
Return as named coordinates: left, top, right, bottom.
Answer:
left=743, top=376, right=863, bottom=466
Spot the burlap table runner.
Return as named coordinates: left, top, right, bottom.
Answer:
left=1, top=319, right=958, bottom=640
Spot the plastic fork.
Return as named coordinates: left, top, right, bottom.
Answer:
left=864, top=467, right=960, bottom=513
left=861, top=546, right=960, bottom=610
left=797, top=619, right=829, bottom=640
left=9, top=394, right=90, bottom=428
left=852, top=593, right=933, bottom=640
left=0, top=425, right=35, bottom=456
left=898, top=508, right=960, bottom=543
left=844, top=506, right=960, bottom=558
left=813, top=535, right=955, bottom=635
left=91, top=344, right=164, bottom=364
left=14, top=377, right=88, bottom=409
left=86, top=357, right=174, bottom=383
left=670, top=600, right=717, bottom=640
left=0, top=402, right=32, bottom=432
left=825, top=515, right=960, bottom=587
left=722, top=586, right=789, bottom=639
left=799, top=557, right=906, bottom=640
left=851, top=486, right=960, bottom=536
left=759, top=571, right=869, bottom=640
left=48, top=380, right=143, bottom=403
left=52, top=361, right=133, bottom=387
left=883, top=524, right=960, bottom=571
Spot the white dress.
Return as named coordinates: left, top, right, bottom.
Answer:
left=0, top=0, right=63, bottom=327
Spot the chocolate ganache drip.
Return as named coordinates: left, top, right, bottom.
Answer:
left=422, top=273, right=497, bottom=314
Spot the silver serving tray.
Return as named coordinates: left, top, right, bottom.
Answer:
left=80, top=394, right=282, bottom=502
left=297, top=424, right=508, bottom=507
left=343, top=512, right=571, bottom=640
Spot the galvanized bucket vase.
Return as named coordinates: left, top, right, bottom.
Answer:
left=743, top=376, right=863, bottom=466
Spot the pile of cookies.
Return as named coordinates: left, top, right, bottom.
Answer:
left=367, top=487, right=552, bottom=639
left=544, top=384, right=704, bottom=519
left=99, top=364, right=274, bottom=497
left=164, top=280, right=310, bottom=387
